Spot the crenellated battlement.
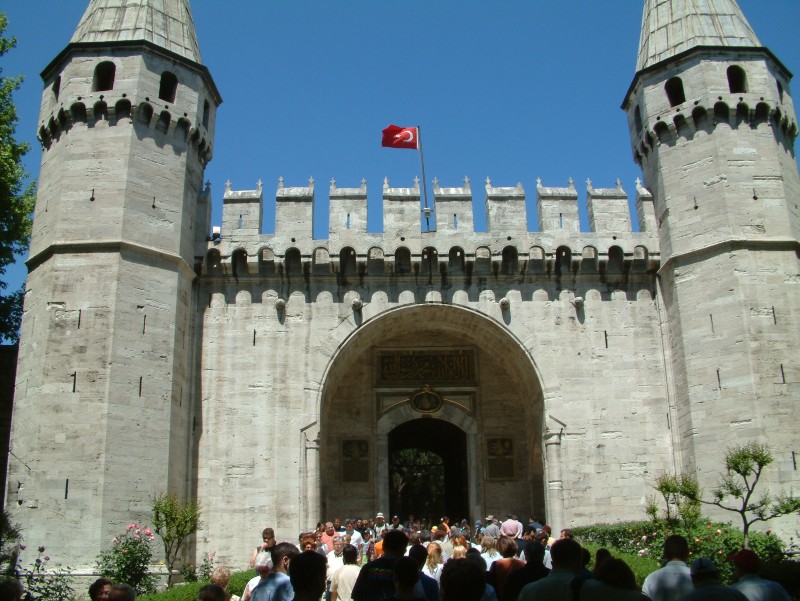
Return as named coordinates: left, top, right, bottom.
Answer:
left=203, top=177, right=660, bottom=286
left=37, top=94, right=214, bottom=163
left=632, top=94, right=797, bottom=166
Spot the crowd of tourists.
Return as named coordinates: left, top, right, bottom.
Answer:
left=32, top=513, right=793, bottom=601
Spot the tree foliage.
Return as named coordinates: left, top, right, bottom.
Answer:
left=0, top=13, right=36, bottom=343
left=692, top=441, right=800, bottom=549
left=152, top=493, right=201, bottom=588
left=645, top=473, right=701, bottom=529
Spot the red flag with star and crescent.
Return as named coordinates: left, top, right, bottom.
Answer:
left=382, top=125, right=419, bottom=150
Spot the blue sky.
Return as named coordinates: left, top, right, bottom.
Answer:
left=2, top=1, right=800, bottom=300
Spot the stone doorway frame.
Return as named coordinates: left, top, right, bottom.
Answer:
left=377, top=402, right=480, bottom=522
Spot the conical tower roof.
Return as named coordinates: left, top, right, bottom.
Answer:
left=637, top=0, right=760, bottom=72
left=70, top=0, right=202, bottom=64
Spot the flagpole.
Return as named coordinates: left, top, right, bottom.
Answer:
left=418, top=125, right=432, bottom=232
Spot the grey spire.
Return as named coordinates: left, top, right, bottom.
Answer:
left=71, top=0, right=202, bottom=63
left=637, top=0, right=760, bottom=71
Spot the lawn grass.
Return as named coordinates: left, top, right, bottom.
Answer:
left=580, top=541, right=661, bottom=587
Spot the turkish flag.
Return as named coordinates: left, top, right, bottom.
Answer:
left=382, top=125, right=419, bottom=149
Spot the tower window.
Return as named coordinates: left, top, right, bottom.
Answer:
left=202, top=100, right=210, bottom=129
left=777, top=80, right=784, bottom=103
left=727, top=66, right=747, bottom=94
left=93, top=61, right=116, bottom=92
left=665, top=77, right=686, bottom=107
left=159, top=71, right=178, bottom=103
left=52, top=75, right=61, bottom=100
left=634, top=106, right=643, bottom=134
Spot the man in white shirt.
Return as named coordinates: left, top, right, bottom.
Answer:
left=642, top=535, right=694, bottom=601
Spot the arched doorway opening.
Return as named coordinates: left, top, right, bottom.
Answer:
left=318, top=304, right=546, bottom=524
left=388, top=419, right=468, bottom=524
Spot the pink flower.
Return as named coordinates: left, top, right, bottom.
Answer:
left=112, top=538, right=118, bottom=543
left=706, top=524, right=711, bottom=529
left=642, top=535, right=648, bottom=541
left=44, top=556, right=50, bottom=561
left=716, top=530, right=722, bottom=535
left=127, top=523, right=134, bottom=530
left=144, top=528, right=152, bottom=536
left=695, top=537, right=700, bottom=542
left=19, top=544, right=26, bottom=550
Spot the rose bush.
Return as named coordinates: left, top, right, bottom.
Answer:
left=96, top=523, right=158, bottom=595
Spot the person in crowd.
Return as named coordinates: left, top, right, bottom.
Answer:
left=422, top=542, right=443, bottom=582
left=682, top=557, right=748, bottom=601
left=331, top=544, right=364, bottom=601
left=327, top=536, right=346, bottom=585
left=577, top=557, right=646, bottom=600
left=450, top=544, right=467, bottom=560
left=89, top=577, right=114, bottom=601
left=641, top=535, right=692, bottom=601
left=392, top=556, right=426, bottom=601
left=484, top=517, right=501, bottom=538
left=593, top=548, right=612, bottom=576
left=352, top=529, right=408, bottom=601
left=487, top=536, right=524, bottom=600
left=729, top=548, right=792, bottom=601
left=251, top=542, right=298, bottom=601
left=345, top=520, right=365, bottom=560
left=408, top=544, right=439, bottom=601
left=374, top=513, right=388, bottom=538
left=518, top=538, right=582, bottom=601
left=465, top=552, right=499, bottom=601
left=108, top=584, right=137, bottom=601
left=290, top=550, right=328, bottom=601
left=321, top=522, right=337, bottom=551
left=480, top=535, right=501, bottom=568
left=211, top=566, right=240, bottom=601
left=500, top=515, right=523, bottom=543
left=250, top=528, right=276, bottom=569
left=440, top=558, right=486, bottom=601
left=560, top=528, right=574, bottom=540
left=502, top=540, right=549, bottom=601
left=198, top=584, right=228, bottom=601
left=0, top=580, right=24, bottom=601
left=243, top=551, right=272, bottom=601
left=334, top=518, right=346, bottom=533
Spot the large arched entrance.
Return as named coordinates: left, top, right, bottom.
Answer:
left=318, top=304, right=546, bottom=523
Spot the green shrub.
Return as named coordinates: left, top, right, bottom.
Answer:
left=138, top=581, right=202, bottom=601
left=573, top=520, right=786, bottom=585
left=229, top=569, right=255, bottom=597
left=137, top=569, right=255, bottom=601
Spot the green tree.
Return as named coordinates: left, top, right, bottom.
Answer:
left=693, top=441, right=800, bottom=549
left=152, top=493, right=201, bottom=588
left=645, top=473, right=701, bottom=529
left=0, top=13, right=36, bottom=343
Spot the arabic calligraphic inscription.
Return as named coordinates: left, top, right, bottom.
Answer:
left=377, top=350, right=475, bottom=386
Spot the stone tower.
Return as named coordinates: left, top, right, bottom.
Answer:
left=623, top=0, right=800, bottom=509
left=7, top=0, right=220, bottom=564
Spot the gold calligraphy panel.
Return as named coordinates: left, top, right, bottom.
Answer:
left=377, top=350, right=475, bottom=386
